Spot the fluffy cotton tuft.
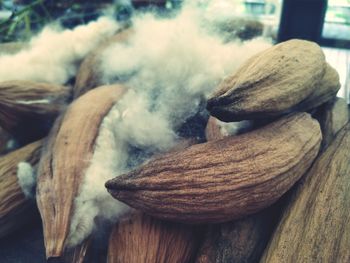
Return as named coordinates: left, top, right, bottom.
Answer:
left=0, top=17, right=120, bottom=84
left=17, top=162, right=36, bottom=198
left=67, top=1, right=271, bottom=246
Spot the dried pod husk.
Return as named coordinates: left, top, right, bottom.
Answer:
left=207, top=39, right=326, bottom=122
left=0, top=80, right=70, bottom=143
left=261, top=122, right=350, bottom=263
left=106, top=113, right=322, bottom=223
left=36, top=85, right=126, bottom=259
left=107, top=212, right=201, bottom=263
left=314, top=97, right=349, bottom=149
left=293, top=63, right=341, bottom=112
left=0, top=140, right=42, bottom=238
left=74, top=29, right=132, bottom=98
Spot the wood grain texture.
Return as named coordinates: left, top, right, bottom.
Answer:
left=0, top=140, right=42, bottom=238
left=260, top=122, right=350, bottom=263
left=74, top=29, right=132, bottom=98
left=106, top=113, right=322, bottom=223
left=107, top=212, right=201, bottom=263
left=36, top=85, right=125, bottom=259
left=0, top=80, right=70, bottom=143
left=207, top=39, right=326, bottom=121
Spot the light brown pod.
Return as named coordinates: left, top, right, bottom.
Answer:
left=261, top=122, right=350, bottom=263
left=107, top=212, right=200, bottom=263
left=106, top=113, right=322, bottom=223
left=36, top=85, right=126, bottom=259
left=294, top=63, right=340, bottom=112
left=0, top=140, right=42, bottom=238
left=0, top=80, right=70, bottom=142
left=74, top=29, right=132, bottom=98
left=207, top=39, right=326, bottom=121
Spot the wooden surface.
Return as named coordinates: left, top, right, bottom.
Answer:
left=261, top=122, right=350, bottom=263
left=36, top=85, right=125, bottom=259
left=106, top=113, right=321, bottom=223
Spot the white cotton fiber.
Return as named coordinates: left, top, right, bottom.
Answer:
left=17, top=162, right=35, bottom=198
left=67, top=1, right=271, bottom=246
left=0, top=17, right=120, bottom=84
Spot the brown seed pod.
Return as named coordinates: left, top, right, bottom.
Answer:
left=106, top=113, right=322, bottom=224
left=0, top=80, right=70, bottom=143
left=36, top=84, right=126, bottom=259
left=207, top=39, right=326, bottom=121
